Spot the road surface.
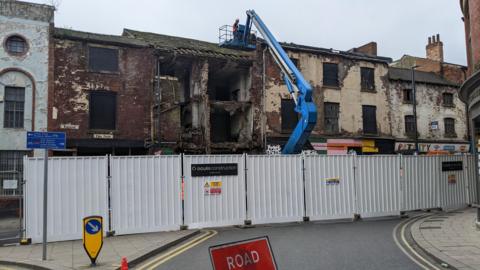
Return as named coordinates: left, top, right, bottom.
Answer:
left=138, top=217, right=421, bottom=270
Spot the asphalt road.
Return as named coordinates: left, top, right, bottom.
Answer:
left=148, top=217, right=421, bottom=270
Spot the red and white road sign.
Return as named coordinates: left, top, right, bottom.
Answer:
left=209, top=236, right=277, bottom=270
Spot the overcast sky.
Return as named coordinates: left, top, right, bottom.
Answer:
left=28, top=0, right=467, bottom=65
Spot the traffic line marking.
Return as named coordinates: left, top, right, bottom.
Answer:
left=393, top=214, right=441, bottom=270
left=137, top=230, right=218, bottom=270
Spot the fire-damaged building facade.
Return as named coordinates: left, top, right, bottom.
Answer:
left=260, top=41, right=395, bottom=154
left=122, top=29, right=262, bottom=154
left=49, top=28, right=155, bottom=155
left=47, top=27, right=469, bottom=156
left=49, top=27, right=262, bottom=155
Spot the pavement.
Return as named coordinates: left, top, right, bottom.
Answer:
left=140, top=217, right=421, bottom=270
left=410, top=207, right=480, bottom=270
left=0, top=229, right=199, bottom=270
left=0, top=217, right=21, bottom=246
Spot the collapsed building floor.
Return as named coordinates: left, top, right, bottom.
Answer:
left=123, top=29, right=263, bottom=154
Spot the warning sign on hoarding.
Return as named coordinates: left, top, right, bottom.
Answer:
left=204, top=181, right=222, bottom=195
left=448, top=174, right=457, bottom=184
left=325, top=177, right=340, bottom=185
left=209, top=236, right=277, bottom=270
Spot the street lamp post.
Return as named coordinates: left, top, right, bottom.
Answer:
left=412, top=65, right=420, bottom=154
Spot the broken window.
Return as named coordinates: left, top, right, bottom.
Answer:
left=444, top=118, right=455, bottom=136
left=323, top=63, right=339, bottom=87
left=281, top=99, right=298, bottom=133
left=89, top=91, right=116, bottom=130
left=403, top=89, right=413, bottom=104
left=290, top=58, right=300, bottom=70
left=4, top=87, right=25, bottom=128
left=88, top=46, right=119, bottom=72
left=362, top=105, right=377, bottom=134
left=360, top=67, right=375, bottom=91
left=208, top=66, right=249, bottom=102
left=443, top=93, right=454, bottom=107
left=211, top=110, right=232, bottom=142
left=324, top=102, right=339, bottom=134
left=404, top=115, right=415, bottom=135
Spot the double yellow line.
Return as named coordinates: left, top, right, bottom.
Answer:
left=137, top=230, right=217, bottom=270
left=393, top=215, right=441, bottom=270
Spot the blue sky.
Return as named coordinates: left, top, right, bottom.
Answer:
left=29, top=0, right=467, bottom=65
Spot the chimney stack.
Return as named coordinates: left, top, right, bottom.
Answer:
left=426, top=34, right=444, bottom=62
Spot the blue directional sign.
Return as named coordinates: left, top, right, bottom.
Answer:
left=26, top=131, right=66, bottom=149
left=85, top=219, right=102, bottom=234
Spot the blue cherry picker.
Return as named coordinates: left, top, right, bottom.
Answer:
left=219, top=10, right=317, bottom=154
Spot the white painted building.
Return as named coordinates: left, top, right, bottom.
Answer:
left=0, top=0, right=54, bottom=162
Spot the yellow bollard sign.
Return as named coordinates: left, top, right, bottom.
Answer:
left=83, top=216, right=103, bottom=265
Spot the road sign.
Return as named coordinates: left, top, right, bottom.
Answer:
left=83, top=216, right=103, bottom=265
left=26, top=131, right=66, bottom=149
left=209, top=236, right=277, bottom=270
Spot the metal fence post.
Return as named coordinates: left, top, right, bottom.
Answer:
left=244, top=153, right=251, bottom=225
left=302, top=154, right=308, bottom=222
left=352, top=154, right=360, bottom=220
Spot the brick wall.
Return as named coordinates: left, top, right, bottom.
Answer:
left=50, top=37, right=155, bottom=142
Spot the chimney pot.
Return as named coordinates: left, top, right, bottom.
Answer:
left=426, top=34, right=444, bottom=62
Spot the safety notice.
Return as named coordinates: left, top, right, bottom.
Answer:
left=205, top=181, right=222, bottom=195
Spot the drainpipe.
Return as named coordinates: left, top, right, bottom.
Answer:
left=411, top=65, right=419, bottom=154
left=155, top=56, right=162, bottom=147
left=262, top=45, right=268, bottom=149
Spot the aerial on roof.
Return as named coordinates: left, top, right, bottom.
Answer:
left=389, top=67, right=458, bottom=86
left=54, top=28, right=148, bottom=47
left=122, top=29, right=253, bottom=61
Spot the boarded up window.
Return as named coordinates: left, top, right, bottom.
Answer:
left=444, top=118, right=455, bottom=135
left=89, top=91, right=116, bottom=130
left=88, top=47, right=119, bottom=72
left=403, top=89, right=413, bottom=103
left=404, top=115, right=415, bottom=135
left=324, top=102, right=339, bottom=134
left=323, top=63, right=339, bottom=87
left=360, top=67, right=375, bottom=91
left=281, top=99, right=298, bottom=132
left=443, top=93, right=454, bottom=107
left=4, top=87, right=25, bottom=128
left=362, top=105, right=377, bottom=134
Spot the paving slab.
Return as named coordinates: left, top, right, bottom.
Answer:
left=0, top=229, right=198, bottom=270
left=410, top=207, right=480, bottom=270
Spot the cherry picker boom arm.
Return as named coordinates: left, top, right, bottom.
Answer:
left=244, top=10, right=317, bottom=154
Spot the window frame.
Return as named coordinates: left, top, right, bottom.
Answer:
left=442, top=93, right=454, bottom=107
left=444, top=117, right=456, bottom=137
left=4, top=34, right=29, bottom=57
left=88, top=46, right=120, bottom=73
left=324, top=102, right=340, bottom=134
left=360, top=67, right=375, bottom=92
left=3, top=86, right=25, bottom=129
left=322, top=63, right=339, bottom=88
left=88, top=90, right=117, bottom=130
left=403, top=88, right=414, bottom=104
left=404, top=115, right=415, bottom=136
left=362, top=105, right=377, bottom=134
left=281, top=98, right=298, bottom=133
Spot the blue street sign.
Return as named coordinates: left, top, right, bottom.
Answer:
left=26, top=132, right=66, bottom=149
left=85, top=219, right=102, bottom=235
